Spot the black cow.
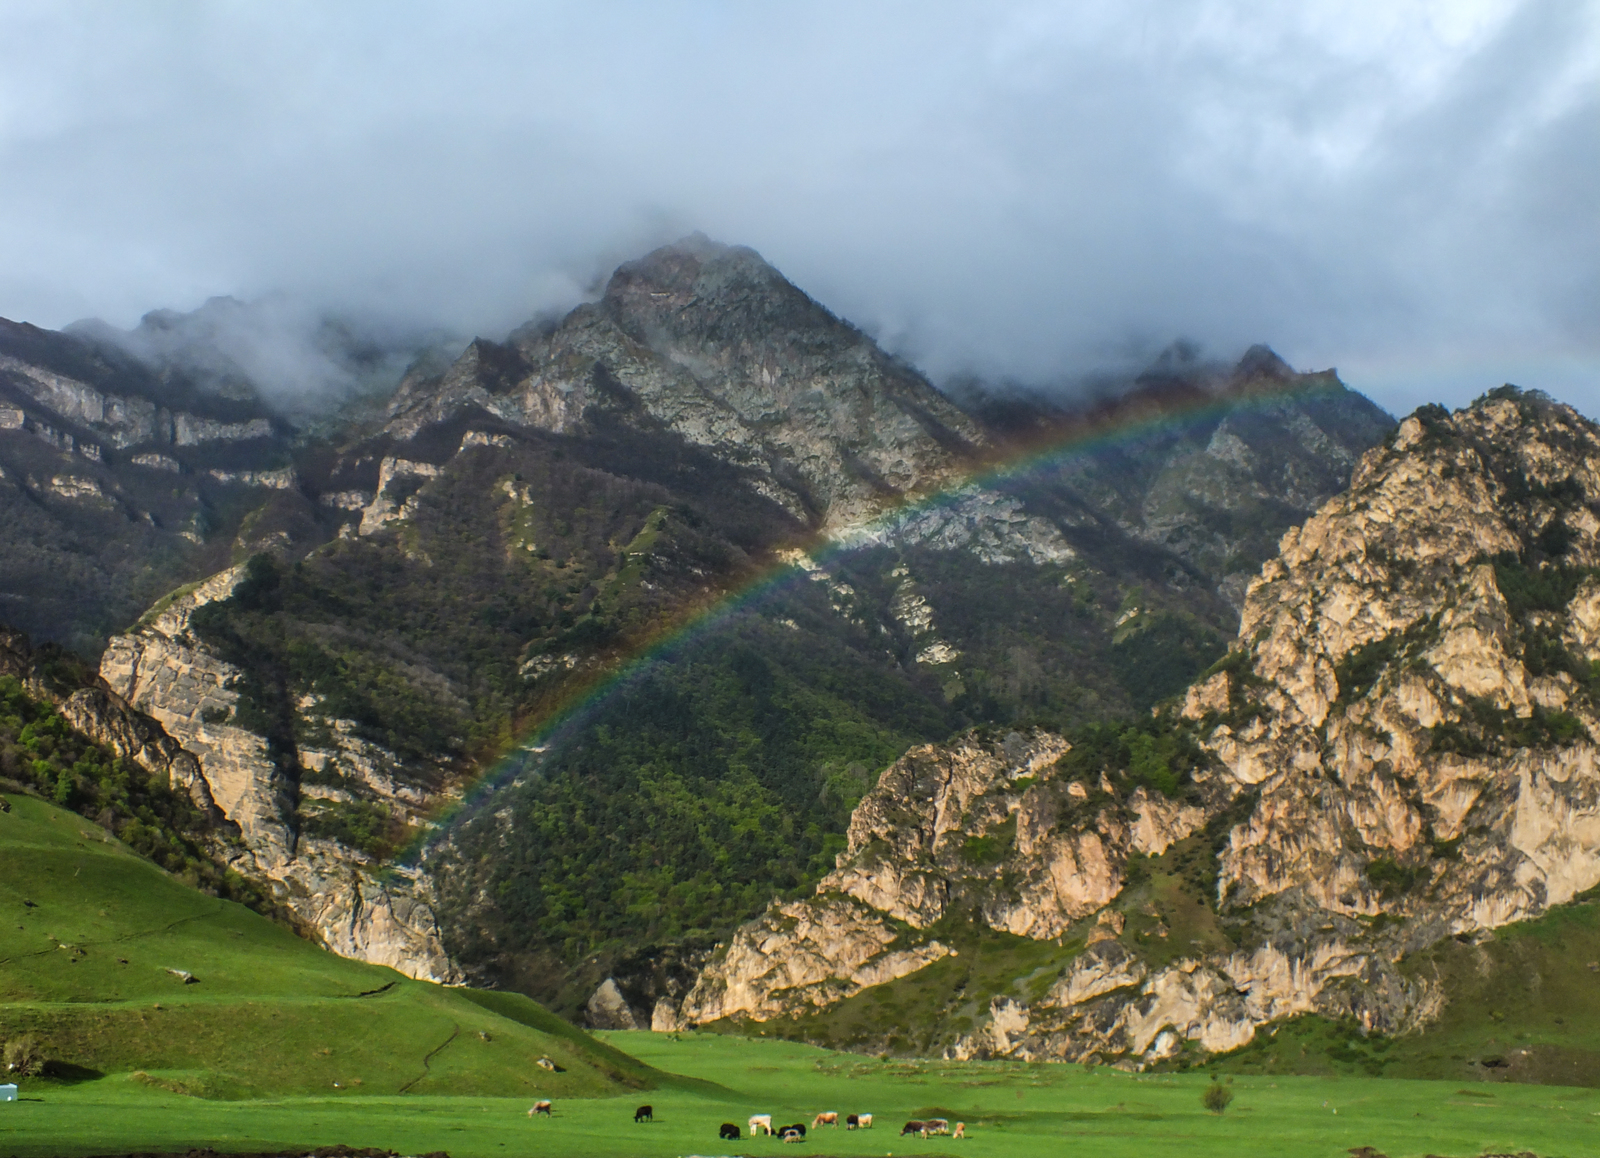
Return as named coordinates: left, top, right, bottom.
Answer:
left=846, top=1114, right=859, bottom=1129
left=719, top=1123, right=742, bottom=1141
left=781, top=1123, right=807, bottom=1137
left=901, top=1120, right=927, bottom=1137
left=634, top=1104, right=654, bottom=1122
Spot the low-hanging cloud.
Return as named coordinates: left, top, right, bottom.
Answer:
left=0, top=0, right=1595, bottom=417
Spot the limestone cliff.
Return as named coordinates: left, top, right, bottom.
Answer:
left=679, top=388, right=1600, bottom=1065
left=100, top=569, right=460, bottom=983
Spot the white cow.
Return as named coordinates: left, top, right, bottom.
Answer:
left=750, top=1114, right=773, bottom=1137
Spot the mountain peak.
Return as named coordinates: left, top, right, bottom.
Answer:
left=604, top=234, right=791, bottom=309
left=1232, top=343, right=1295, bottom=384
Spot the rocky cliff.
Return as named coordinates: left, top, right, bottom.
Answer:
left=678, top=387, right=1600, bottom=1066
left=98, top=565, right=460, bottom=982
left=0, top=316, right=325, bottom=654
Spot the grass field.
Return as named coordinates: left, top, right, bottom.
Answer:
left=0, top=792, right=655, bottom=1098
left=5, top=780, right=1600, bottom=1156
left=1, top=1031, right=1596, bottom=1158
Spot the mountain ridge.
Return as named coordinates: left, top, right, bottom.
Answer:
left=0, top=235, right=1395, bottom=1014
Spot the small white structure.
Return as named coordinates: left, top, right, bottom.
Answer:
left=0, top=1084, right=16, bottom=1101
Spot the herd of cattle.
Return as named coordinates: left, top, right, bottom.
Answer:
left=527, top=1102, right=966, bottom=1141
left=735, top=1112, right=968, bottom=1141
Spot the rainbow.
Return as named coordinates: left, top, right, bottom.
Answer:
left=406, top=371, right=1366, bottom=856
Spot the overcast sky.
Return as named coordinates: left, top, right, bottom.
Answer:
left=1, top=0, right=1595, bottom=417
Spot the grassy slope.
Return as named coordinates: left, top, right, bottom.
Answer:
left=0, top=1032, right=1592, bottom=1158
left=0, top=792, right=654, bottom=1098
left=1218, top=889, right=1600, bottom=1087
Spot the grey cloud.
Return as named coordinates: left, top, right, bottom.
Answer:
left=0, top=0, right=1595, bottom=417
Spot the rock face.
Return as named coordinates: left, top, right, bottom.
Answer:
left=683, top=389, right=1600, bottom=1064
left=0, top=317, right=319, bottom=655
left=0, top=626, right=221, bottom=820
left=1207, top=394, right=1600, bottom=930
left=383, top=235, right=986, bottom=529
left=100, top=568, right=459, bottom=983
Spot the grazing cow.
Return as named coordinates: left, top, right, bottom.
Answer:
left=846, top=1114, right=859, bottom=1129
left=812, top=1112, right=838, bottom=1128
left=528, top=1100, right=552, bottom=1117
left=634, top=1104, right=653, bottom=1122
left=749, top=1114, right=773, bottom=1136
left=953, top=1122, right=966, bottom=1138
left=926, top=1118, right=950, bottom=1135
left=719, top=1123, right=742, bottom=1141
left=782, top=1123, right=807, bottom=1137
left=858, top=1113, right=873, bottom=1129
left=901, top=1121, right=926, bottom=1137
left=781, top=1129, right=804, bottom=1143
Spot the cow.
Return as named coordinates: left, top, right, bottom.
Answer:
left=749, top=1114, right=773, bottom=1136
left=846, top=1114, right=859, bottom=1129
left=925, top=1118, right=950, bottom=1135
left=634, top=1104, right=653, bottom=1122
left=782, top=1123, right=807, bottom=1137
left=953, top=1122, right=966, bottom=1139
left=901, top=1121, right=927, bottom=1137
left=858, top=1114, right=873, bottom=1129
left=528, top=1100, right=552, bottom=1117
left=812, top=1112, right=838, bottom=1128
left=781, top=1130, right=804, bottom=1143
left=719, top=1123, right=742, bottom=1141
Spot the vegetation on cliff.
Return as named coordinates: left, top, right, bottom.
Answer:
left=0, top=672, right=268, bottom=909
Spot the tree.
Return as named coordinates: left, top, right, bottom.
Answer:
left=1202, top=1079, right=1234, bottom=1114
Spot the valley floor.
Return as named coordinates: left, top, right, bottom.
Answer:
left=1, top=1032, right=1594, bottom=1158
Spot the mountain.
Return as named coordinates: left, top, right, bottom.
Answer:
left=380, top=234, right=986, bottom=529
left=0, top=236, right=1394, bottom=1016
left=0, top=316, right=307, bottom=654
left=674, top=387, right=1600, bottom=1082
left=965, top=342, right=1396, bottom=607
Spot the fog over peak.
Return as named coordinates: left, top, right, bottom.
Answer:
left=1, top=1, right=1595, bottom=418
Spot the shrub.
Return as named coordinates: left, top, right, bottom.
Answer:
left=3, top=1034, right=46, bottom=1077
left=1202, top=1080, right=1234, bottom=1114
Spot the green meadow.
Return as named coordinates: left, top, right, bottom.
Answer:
left=1, top=1032, right=1596, bottom=1158
left=2, top=790, right=1597, bottom=1157
left=0, top=792, right=654, bottom=1098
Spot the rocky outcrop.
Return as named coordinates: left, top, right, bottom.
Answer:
left=681, top=389, right=1600, bottom=1066
left=0, top=626, right=220, bottom=819
left=685, top=728, right=1219, bottom=1027
left=1205, top=395, right=1600, bottom=930
left=100, top=569, right=460, bottom=984
left=681, top=894, right=952, bottom=1024
left=101, top=567, right=295, bottom=858
left=586, top=978, right=644, bottom=1030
